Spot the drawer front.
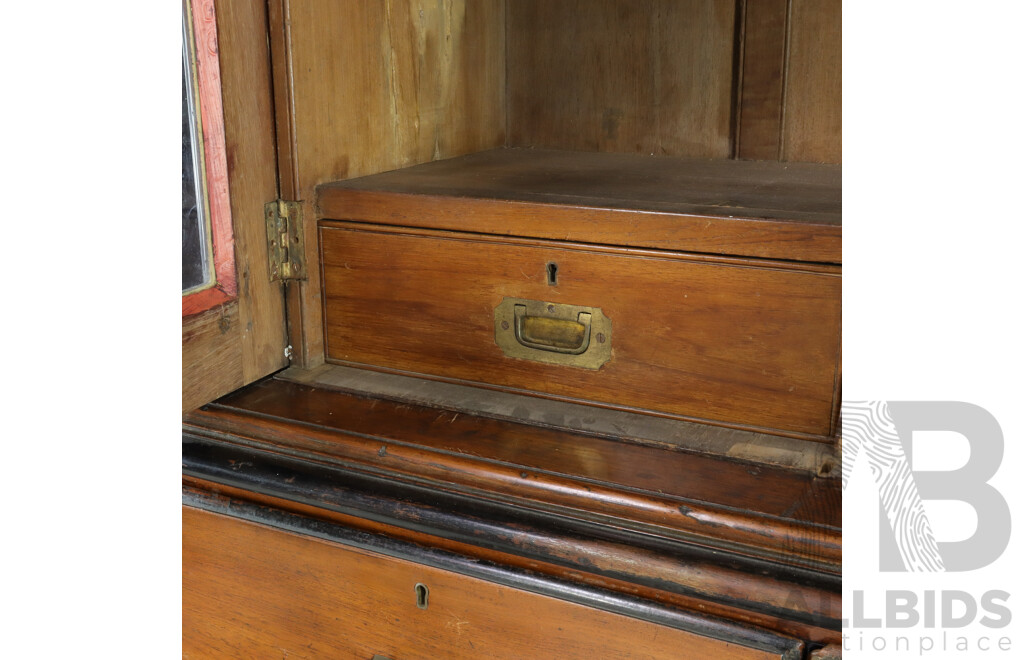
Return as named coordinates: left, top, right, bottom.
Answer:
left=320, top=224, right=840, bottom=437
left=183, top=506, right=797, bottom=659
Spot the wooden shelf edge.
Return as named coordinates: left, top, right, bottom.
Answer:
left=184, top=378, right=841, bottom=572
left=279, top=364, right=839, bottom=472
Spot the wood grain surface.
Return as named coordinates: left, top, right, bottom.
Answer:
left=265, top=0, right=840, bottom=367
left=184, top=470, right=839, bottom=648
left=266, top=0, right=506, bottom=368
left=507, top=0, right=737, bottom=158
left=182, top=304, right=242, bottom=413
left=319, top=223, right=840, bottom=438
left=193, top=377, right=842, bottom=543
left=183, top=505, right=799, bottom=659
left=182, top=0, right=287, bottom=411
left=317, top=148, right=841, bottom=264
left=184, top=376, right=842, bottom=645
left=735, top=0, right=789, bottom=160
left=782, top=0, right=841, bottom=163
left=281, top=363, right=838, bottom=472
left=187, top=377, right=841, bottom=576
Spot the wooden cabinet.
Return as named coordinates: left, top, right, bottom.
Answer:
left=183, top=1, right=841, bottom=657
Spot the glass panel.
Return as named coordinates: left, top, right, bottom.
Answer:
left=182, top=13, right=211, bottom=293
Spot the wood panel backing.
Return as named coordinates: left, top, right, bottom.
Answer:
left=782, top=0, right=841, bottom=163
left=319, top=225, right=841, bottom=437
left=182, top=0, right=287, bottom=412
left=507, top=0, right=737, bottom=158
left=735, top=0, right=789, bottom=160
left=183, top=506, right=797, bottom=659
left=268, top=0, right=507, bottom=368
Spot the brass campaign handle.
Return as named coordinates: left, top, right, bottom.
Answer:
left=513, top=304, right=592, bottom=355
left=494, top=297, right=611, bottom=370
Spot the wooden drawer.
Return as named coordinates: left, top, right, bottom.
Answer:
left=183, top=505, right=803, bottom=659
left=320, top=223, right=840, bottom=437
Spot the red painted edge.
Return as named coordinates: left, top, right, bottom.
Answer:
left=183, top=0, right=237, bottom=317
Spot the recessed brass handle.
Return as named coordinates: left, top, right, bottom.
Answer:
left=514, top=304, right=592, bottom=355
left=494, top=297, right=611, bottom=370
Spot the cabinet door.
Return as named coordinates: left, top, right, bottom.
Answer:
left=182, top=0, right=286, bottom=412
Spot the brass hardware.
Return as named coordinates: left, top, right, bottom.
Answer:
left=514, top=305, right=591, bottom=354
left=415, top=583, right=429, bottom=609
left=264, top=200, right=307, bottom=281
left=494, top=297, right=611, bottom=369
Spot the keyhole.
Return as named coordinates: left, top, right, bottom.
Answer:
left=415, top=583, right=429, bottom=609
left=546, top=262, right=558, bottom=286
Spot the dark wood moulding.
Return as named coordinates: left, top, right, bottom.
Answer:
left=183, top=375, right=840, bottom=646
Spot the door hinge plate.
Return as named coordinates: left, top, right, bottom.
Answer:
left=264, top=200, right=307, bottom=281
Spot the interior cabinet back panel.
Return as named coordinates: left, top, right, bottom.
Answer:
left=320, top=224, right=840, bottom=438
left=507, top=0, right=736, bottom=158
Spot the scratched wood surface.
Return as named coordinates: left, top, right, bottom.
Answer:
left=507, top=0, right=737, bottom=158
left=734, top=0, right=789, bottom=160
left=734, top=0, right=841, bottom=164
left=317, top=148, right=841, bottom=263
left=182, top=305, right=242, bottom=413
left=191, top=376, right=842, bottom=567
left=319, top=223, right=840, bottom=438
left=281, top=363, right=837, bottom=473
left=267, top=0, right=839, bottom=367
left=267, top=0, right=506, bottom=368
left=183, top=471, right=839, bottom=647
left=782, top=0, right=841, bottom=163
left=182, top=0, right=287, bottom=411
left=183, top=506, right=797, bottom=659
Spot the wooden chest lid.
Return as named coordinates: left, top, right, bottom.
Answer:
left=317, top=148, right=841, bottom=263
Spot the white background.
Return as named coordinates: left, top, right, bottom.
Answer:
left=2, top=1, right=1021, bottom=657
left=844, top=1, right=1023, bottom=658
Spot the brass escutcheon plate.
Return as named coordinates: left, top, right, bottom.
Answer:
left=494, top=297, right=611, bottom=370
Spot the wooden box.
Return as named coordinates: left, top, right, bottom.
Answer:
left=318, top=149, right=841, bottom=439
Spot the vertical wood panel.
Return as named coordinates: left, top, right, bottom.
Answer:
left=507, top=0, right=736, bottom=157
left=271, top=0, right=507, bottom=368
left=735, top=0, right=789, bottom=160
left=217, top=0, right=289, bottom=383
left=182, top=0, right=288, bottom=412
left=782, top=0, right=841, bottom=163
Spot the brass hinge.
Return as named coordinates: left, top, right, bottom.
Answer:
left=264, top=200, right=307, bottom=281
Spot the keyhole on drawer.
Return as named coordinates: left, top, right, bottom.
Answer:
left=415, top=583, right=429, bottom=610
left=546, top=262, right=558, bottom=286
